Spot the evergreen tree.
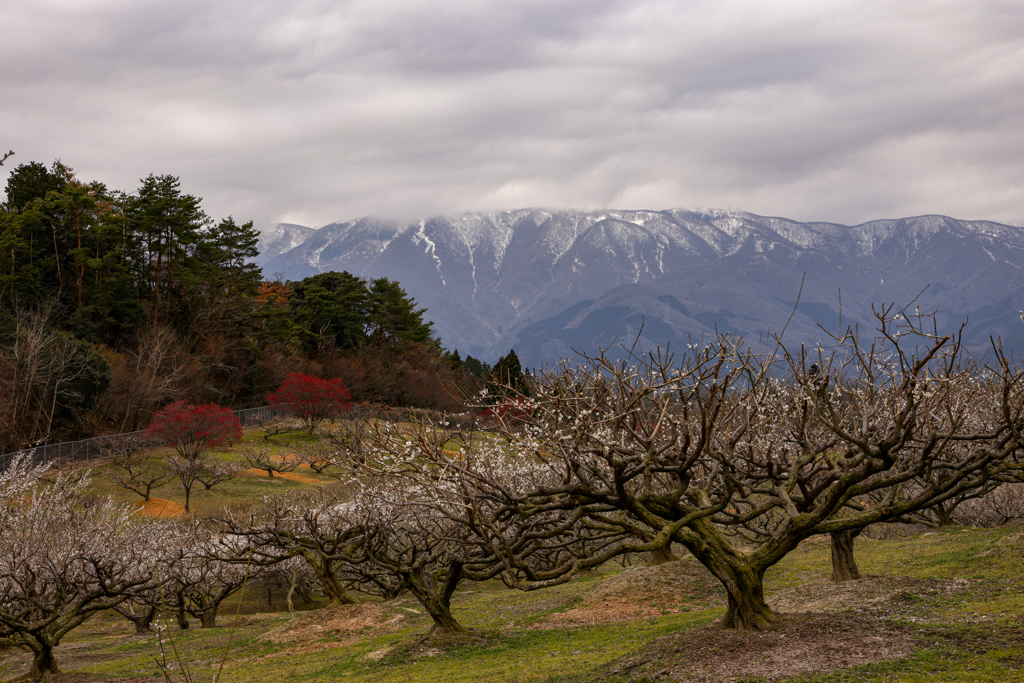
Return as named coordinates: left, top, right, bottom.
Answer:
left=127, top=174, right=209, bottom=327
left=291, top=271, right=371, bottom=352
left=3, top=161, right=65, bottom=213
left=489, top=348, right=529, bottom=399
left=193, top=216, right=263, bottom=325
left=366, top=277, right=433, bottom=345
left=462, top=355, right=490, bottom=380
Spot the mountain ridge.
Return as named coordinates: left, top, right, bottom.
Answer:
left=257, top=209, right=1024, bottom=366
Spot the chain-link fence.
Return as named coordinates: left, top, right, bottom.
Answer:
left=0, top=404, right=291, bottom=473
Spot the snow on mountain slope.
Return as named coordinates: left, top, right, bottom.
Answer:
left=253, top=223, right=318, bottom=268
left=257, top=210, right=1024, bottom=365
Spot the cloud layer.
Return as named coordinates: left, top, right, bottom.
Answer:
left=3, top=0, right=1023, bottom=230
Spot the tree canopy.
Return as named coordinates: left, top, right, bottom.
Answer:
left=0, top=158, right=464, bottom=447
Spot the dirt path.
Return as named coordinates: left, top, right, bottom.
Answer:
left=131, top=497, right=186, bottom=517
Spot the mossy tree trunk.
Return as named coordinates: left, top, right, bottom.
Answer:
left=118, top=604, right=157, bottom=634
left=408, top=560, right=467, bottom=635
left=302, top=552, right=356, bottom=606
left=175, top=590, right=190, bottom=630
left=717, top=564, right=776, bottom=630
left=932, top=502, right=957, bottom=527
left=648, top=544, right=680, bottom=566
left=678, top=523, right=777, bottom=631
left=24, top=634, right=61, bottom=680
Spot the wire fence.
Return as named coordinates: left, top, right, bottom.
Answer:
left=0, top=404, right=292, bottom=473
left=0, top=403, right=481, bottom=474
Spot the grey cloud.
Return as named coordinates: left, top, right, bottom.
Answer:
left=2, top=0, right=1023, bottom=232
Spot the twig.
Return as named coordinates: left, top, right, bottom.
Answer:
left=213, top=549, right=253, bottom=683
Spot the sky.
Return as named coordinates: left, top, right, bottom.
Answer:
left=3, top=0, right=1024, bottom=232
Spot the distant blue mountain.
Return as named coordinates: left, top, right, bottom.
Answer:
left=257, top=210, right=1024, bottom=366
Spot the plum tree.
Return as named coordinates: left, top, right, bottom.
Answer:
left=0, top=456, right=171, bottom=679
left=376, top=308, right=1024, bottom=631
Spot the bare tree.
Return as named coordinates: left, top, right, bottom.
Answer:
left=105, top=434, right=172, bottom=501
left=175, top=528, right=257, bottom=628
left=95, top=326, right=200, bottom=433
left=355, top=422, right=622, bottom=635
left=337, top=558, right=408, bottom=602
left=217, top=488, right=363, bottom=607
left=350, top=481, right=510, bottom=635
left=256, top=415, right=300, bottom=441
left=0, top=456, right=172, bottom=679
left=112, top=596, right=160, bottom=634
left=239, top=442, right=301, bottom=478
left=166, top=454, right=205, bottom=514
left=194, top=458, right=242, bottom=490
left=371, top=309, right=1024, bottom=631
left=0, top=308, right=108, bottom=451
left=955, top=482, right=1024, bottom=526
left=313, top=418, right=372, bottom=472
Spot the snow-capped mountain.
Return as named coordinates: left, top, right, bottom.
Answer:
left=257, top=210, right=1024, bottom=366
left=253, top=223, right=318, bottom=269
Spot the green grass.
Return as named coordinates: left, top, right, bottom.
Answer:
left=1, top=523, right=1021, bottom=682
left=9, top=438, right=1023, bottom=683
left=79, top=427, right=342, bottom=516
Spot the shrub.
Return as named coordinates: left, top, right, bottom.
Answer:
left=266, top=373, right=352, bottom=433
left=143, top=401, right=243, bottom=460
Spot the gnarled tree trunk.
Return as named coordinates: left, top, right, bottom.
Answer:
left=718, top=565, right=776, bottom=630
left=409, top=561, right=467, bottom=636
left=175, top=590, right=190, bottom=630
left=829, top=529, right=863, bottom=582
left=648, top=544, right=680, bottom=566
left=303, top=552, right=356, bottom=606
left=681, top=524, right=777, bottom=631
left=26, top=637, right=61, bottom=680
left=115, top=603, right=157, bottom=634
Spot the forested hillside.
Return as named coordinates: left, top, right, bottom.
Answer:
left=0, top=161, right=473, bottom=452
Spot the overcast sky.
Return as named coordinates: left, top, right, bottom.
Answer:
left=3, top=0, right=1023, bottom=232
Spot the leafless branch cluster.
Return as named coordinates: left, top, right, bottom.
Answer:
left=238, top=442, right=301, bottom=478
left=6, top=304, right=1022, bottom=682
left=357, top=307, right=1024, bottom=630
left=0, top=456, right=175, bottom=678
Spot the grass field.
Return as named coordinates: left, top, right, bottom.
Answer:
left=80, top=427, right=337, bottom=516
left=3, top=431, right=1022, bottom=682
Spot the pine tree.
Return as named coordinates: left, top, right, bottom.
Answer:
left=489, top=348, right=529, bottom=399
left=291, top=271, right=371, bottom=352
left=367, top=277, right=433, bottom=345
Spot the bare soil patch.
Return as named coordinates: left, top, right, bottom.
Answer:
left=537, top=560, right=723, bottom=628
left=770, top=575, right=971, bottom=617
left=597, top=613, right=915, bottom=682
left=243, top=468, right=322, bottom=485
left=257, top=604, right=405, bottom=653
left=5, top=675, right=142, bottom=683
left=273, top=470, right=322, bottom=485
left=131, top=497, right=186, bottom=517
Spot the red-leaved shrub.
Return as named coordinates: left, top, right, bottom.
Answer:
left=143, top=401, right=243, bottom=461
left=267, top=373, right=352, bottom=433
left=481, top=398, right=533, bottom=426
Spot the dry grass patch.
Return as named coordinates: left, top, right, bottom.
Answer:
left=770, top=575, right=972, bottom=616
left=257, top=604, right=405, bottom=654
left=537, top=560, right=722, bottom=628
left=130, top=497, right=186, bottom=517
left=597, top=614, right=915, bottom=682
